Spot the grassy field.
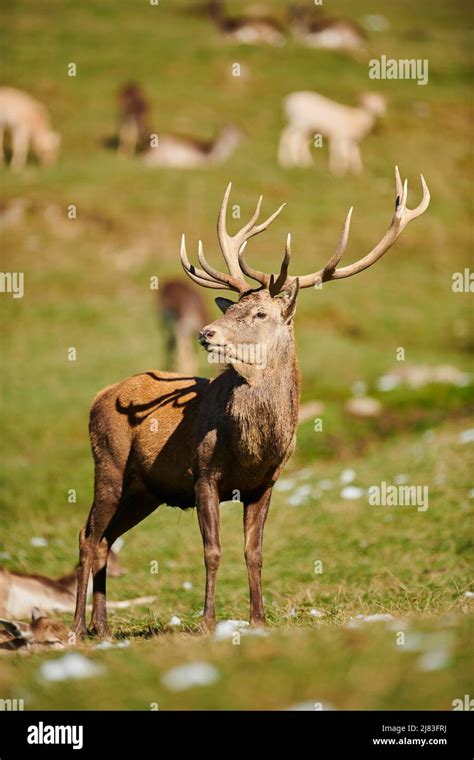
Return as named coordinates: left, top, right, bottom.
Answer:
left=0, top=0, right=473, bottom=710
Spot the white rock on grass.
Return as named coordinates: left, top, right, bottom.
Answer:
left=39, top=654, right=104, bottom=683
left=310, top=609, right=325, bottom=619
left=464, top=591, right=474, bottom=598
left=182, top=581, right=193, bottom=591
left=168, top=616, right=181, bottom=627
left=161, top=661, right=219, bottom=691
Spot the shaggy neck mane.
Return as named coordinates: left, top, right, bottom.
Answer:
left=224, top=330, right=300, bottom=464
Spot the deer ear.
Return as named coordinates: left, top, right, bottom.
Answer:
left=215, top=297, right=234, bottom=314
left=281, top=279, right=300, bottom=323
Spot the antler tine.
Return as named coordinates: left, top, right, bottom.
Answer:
left=319, top=206, right=354, bottom=283
left=217, top=183, right=287, bottom=290
left=241, top=201, right=287, bottom=241
left=288, top=167, right=430, bottom=289
left=269, top=233, right=292, bottom=295
left=197, top=240, right=243, bottom=292
left=238, top=240, right=270, bottom=288
left=180, top=234, right=235, bottom=290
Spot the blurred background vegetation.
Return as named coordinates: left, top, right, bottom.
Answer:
left=0, top=0, right=472, bottom=709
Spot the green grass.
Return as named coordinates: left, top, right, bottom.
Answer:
left=0, top=0, right=473, bottom=710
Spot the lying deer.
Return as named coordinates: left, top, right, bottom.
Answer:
left=159, top=280, right=209, bottom=375
left=289, top=6, right=367, bottom=51
left=72, top=168, right=429, bottom=638
left=208, top=0, right=285, bottom=46
left=278, top=91, right=386, bottom=175
left=0, top=609, right=70, bottom=651
left=0, top=549, right=124, bottom=619
left=117, top=82, right=151, bottom=156
left=0, top=87, right=60, bottom=171
left=142, top=123, right=242, bottom=168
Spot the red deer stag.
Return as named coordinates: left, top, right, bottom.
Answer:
left=72, top=168, right=429, bottom=638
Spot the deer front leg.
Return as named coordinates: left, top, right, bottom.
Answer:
left=196, top=480, right=221, bottom=633
left=243, top=488, right=272, bottom=627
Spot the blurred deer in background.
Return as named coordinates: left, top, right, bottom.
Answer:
left=159, top=280, right=209, bottom=375
left=117, top=82, right=151, bottom=156
left=207, top=0, right=285, bottom=46
left=289, top=6, right=367, bottom=51
left=71, top=169, right=429, bottom=638
left=143, top=123, right=242, bottom=168
left=278, top=91, right=386, bottom=175
left=0, top=87, right=60, bottom=171
left=0, top=548, right=124, bottom=619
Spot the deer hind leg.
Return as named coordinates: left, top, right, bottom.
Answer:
left=329, top=137, right=350, bottom=176
left=243, top=488, right=272, bottom=627
left=195, top=479, right=221, bottom=633
left=349, top=142, right=363, bottom=174
left=10, top=127, right=29, bottom=172
left=89, top=485, right=159, bottom=638
left=295, top=133, right=313, bottom=167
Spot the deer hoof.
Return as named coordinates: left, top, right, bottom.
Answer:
left=198, top=618, right=216, bottom=635
left=89, top=622, right=112, bottom=640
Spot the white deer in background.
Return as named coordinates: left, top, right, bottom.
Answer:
left=0, top=87, right=60, bottom=171
left=278, top=91, right=386, bottom=175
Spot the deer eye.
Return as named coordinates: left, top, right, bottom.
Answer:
left=255, top=312, right=267, bottom=319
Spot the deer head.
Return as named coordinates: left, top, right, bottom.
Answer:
left=0, top=608, right=70, bottom=651
left=181, top=167, right=430, bottom=381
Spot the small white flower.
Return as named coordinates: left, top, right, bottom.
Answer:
left=39, top=654, right=104, bottom=682
left=31, top=537, right=48, bottom=547
left=340, top=468, right=356, bottom=484
left=310, top=609, right=325, bottom=618
left=161, top=661, right=219, bottom=691
left=274, top=478, right=296, bottom=492
left=376, top=375, right=399, bottom=392
left=214, top=620, right=249, bottom=641
left=394, top=473, right=408, bottom=485
left=319, top=479, right=333, bottom=491
left=182, top=581, right=193, bottom=591
left=340, top=486, right=364, bottom=500
left=169, top=615, right=181, bottom=626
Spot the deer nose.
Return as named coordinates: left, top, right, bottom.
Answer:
left=199, top=328, right=215, bottom=344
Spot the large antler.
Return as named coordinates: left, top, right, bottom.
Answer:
left=277, top=167, right=430, bottom=290
left=180, top=183, right=286, bottom=293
